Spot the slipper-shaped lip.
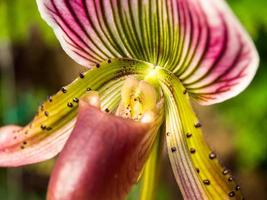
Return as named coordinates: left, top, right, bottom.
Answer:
left=47, top=101, right=154, bottom=200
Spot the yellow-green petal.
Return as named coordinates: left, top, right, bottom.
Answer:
left=157, top=67, right=243, bottom=199
left=0, top=59, right=155, bottom=166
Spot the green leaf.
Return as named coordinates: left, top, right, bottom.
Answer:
left=0, top=0, right=55, bottom=42
left=229, top=0, right=267, bottom=38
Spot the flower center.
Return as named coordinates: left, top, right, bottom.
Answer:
left=116, top=77, right=162, bottom=123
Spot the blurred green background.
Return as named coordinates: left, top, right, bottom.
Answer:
left=0, top=0, right=266, bottom=199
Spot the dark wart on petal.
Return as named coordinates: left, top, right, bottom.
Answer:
left=186, top=132, right=192, bottom=138
left=190, top=148, right=196, bottom=154
left=73, top=98, right=79, bottom=103
left=171, top=147, right=177, bottom=152
left=223, top=169, right=230, bottom=175
left=67, top=102, right=73, bottom=108
left=61, top=87, right=67, bottom=93
left=46, top=127, right=52, bottom=131
left=228, top=191, right=235, bottom=197
left=209, top=152, right=217, bottom=159
left=203, top=179, right=210, bottom=185
left=236, top=185, right=241, bottom=191
left=79, top=72, right=85, bottom=78
left=41, top=125, right=46, bottom=130
left=194, top=122, right=202, bottom=128
left=44, top=111, right=49, bottom=117
left=48, top=96, right=53, bottom=102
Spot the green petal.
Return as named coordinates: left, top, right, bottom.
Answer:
left=0, top=59, right=154, bottom=166
left=157, top=67, right=243, bottom=199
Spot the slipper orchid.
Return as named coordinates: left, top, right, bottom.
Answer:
left=0, top=0, right=259, bottom=199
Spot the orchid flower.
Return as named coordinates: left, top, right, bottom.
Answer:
left=0, top=0, right=259, bottom=199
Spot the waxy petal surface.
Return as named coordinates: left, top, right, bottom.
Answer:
left=47, top=101, right=158, bottom=200
left=37, top=0, right=258, bottom=104
left=0, top=59, right=154, bottom=167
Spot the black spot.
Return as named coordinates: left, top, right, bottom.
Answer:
left=67, top=102, right=74, bottom=108
left=171, top=147, right=177, bottom=152
left=87, top=88, right=92, bottom=91
left=186, top=133, right=192, bottom=138
left=235, top=185, right=241, bottom=191
left=79, top=72, right=85, bottom=78
left=23, top=141, right=27, bottom=145
left=41, top=125, right=47, bottom=130
left=203, top=179, right=210, bottom=185
left=183, top=89, right=187, bottom=94
left=96, top=63, right=100, bottom=68
left=73, top=98, right=79, bottom=103
left=40, top=105, right=44, bottom=111
left=166, top=132, right=170, bottom=136
left=46, top=127, right=52, bottom=131
left=194, top=122, right=202, bottom=128
left=44, top=111, right=49, bottom=117
left=105, top=108, right=110, bottom=113
left=196, top=168, right=200, bottom=173
left=190, top=148, right=196, bottom=154
left=108, top=59, right=111, bottom=63
left=20, top=146, right=25, bottom=149
left=209, top=152, right=217, bottom=160
left=228, top=177, right=233, bottom=182
left=48, top=96, right=53, bottom=102
left=61, top=87, right=67, bottom=93
left=228, top=191, right=235, bottom=197
left=223, top=169, right=230, bottom=175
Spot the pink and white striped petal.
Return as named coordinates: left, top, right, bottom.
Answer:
left=178, top=0, right=259, bottom=105
left=37, top=0, right=258, bottom=105
left=0, top=122, right=74, bottom=167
